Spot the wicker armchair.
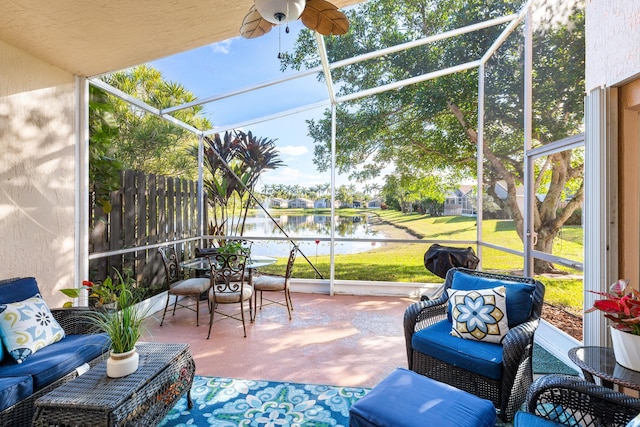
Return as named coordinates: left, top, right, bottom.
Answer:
left=403, top=267, right=545, bottom=422
left=0, top=307, right=110, bottom=427
left=520, top=374, right=640, bottom=426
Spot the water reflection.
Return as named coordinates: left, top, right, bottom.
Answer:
left=240, top=213, right=383, bottom=257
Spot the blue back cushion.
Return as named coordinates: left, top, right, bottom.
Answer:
left=0, top=277, right=40, bottom=305
left=448, top=270, right=536, bottom=328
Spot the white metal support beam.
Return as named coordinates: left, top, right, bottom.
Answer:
left=523, top=7, right=534, bottom=277
left=75, top=77, right=90, bottom=306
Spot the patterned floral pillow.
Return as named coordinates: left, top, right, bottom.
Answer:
left=0, top=295, right=65, bottom=363
left=447, top=286, right=509, bottom=344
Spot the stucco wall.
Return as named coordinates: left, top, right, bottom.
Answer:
left=586, top=0, right=640, bottom=90
left=0, top=40, right=76, bottom=307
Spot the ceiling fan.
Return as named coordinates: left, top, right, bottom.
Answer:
left=240, top=0, right=349, bottom=39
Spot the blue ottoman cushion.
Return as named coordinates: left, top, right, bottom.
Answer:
left=0, top=333, right=110, bottom=390
left=349, top=368, right=496, bottom=427
left=411, top=319, right=503, bottom=380
left=0, top=375, right=33, bottom=412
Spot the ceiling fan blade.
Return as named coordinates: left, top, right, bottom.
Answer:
left=300, top=0, right=350, bottom=36
left=240, top=6, right=275, bottom=39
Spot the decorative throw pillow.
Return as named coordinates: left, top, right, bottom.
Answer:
left=0, top=295, right=65, bottom=363
left=447, top=286, right=509, bottom=344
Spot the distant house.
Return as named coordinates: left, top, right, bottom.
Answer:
left=353, top=201, right=361, bottom=208
left=269, top=197, right=288, bottom=209
left=367, top=199, right=382, bottom=209
left=444, top=185, right=476, bottom=216
left=289, top=198, right=314, bottom=209
left=314, top=198, right=339, bottom=208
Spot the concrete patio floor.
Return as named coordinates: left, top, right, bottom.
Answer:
left=142, top=292, right=412, bottom=388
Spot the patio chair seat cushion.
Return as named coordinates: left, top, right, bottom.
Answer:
left=252, top=275, right=286, bottom=291
left=210, top=286, right=252, bottom=303
left=448, top=270, right=536, bottom=327
left=0, top=332, right=110, bottom=391
left=169, top=278, right=210, bottom=295
left=0, top=375, right=33, bottom=412
left=349, top=367, right=496, bottom=427
left=513, top=411, right=566, bottom=427
left=411, top=319, right=503, bottom=381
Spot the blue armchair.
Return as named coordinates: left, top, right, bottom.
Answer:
left=516, top=374, right=640, bottom=426
left=404, top=267, right=545, bottom=422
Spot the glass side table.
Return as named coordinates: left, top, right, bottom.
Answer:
left=569, top=346, right=640, bottom=391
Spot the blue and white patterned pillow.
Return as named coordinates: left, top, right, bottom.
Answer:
left=0, top=295, right=65, bottom=363
left=447, top=286, right=509, bottom=343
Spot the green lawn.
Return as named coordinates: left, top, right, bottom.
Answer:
left=257, top=209, right=584, bottom=311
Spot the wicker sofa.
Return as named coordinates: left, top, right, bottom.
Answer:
left=404, top=267, right=545, bottom=422
left=516, top=374, right=640, bottom=426
left=0, top=277, right=111, bottom=427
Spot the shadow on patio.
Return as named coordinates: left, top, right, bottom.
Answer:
left=142, top=292, right=411, bottom=388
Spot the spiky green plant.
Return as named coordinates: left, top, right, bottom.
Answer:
left=87, top=279, right=148, bottom=354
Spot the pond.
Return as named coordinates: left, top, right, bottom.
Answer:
left=238, top=212, right=386, bottom=257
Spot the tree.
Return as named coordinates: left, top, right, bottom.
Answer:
left=202, top=130, right=284, bottom=239
left=89, top=85, right=123, bottom=213
left=101, top=65, right=211, bottom=180
left=282, top=0, right=585, bottom=273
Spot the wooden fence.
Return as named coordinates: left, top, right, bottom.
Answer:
left=89, top=170, right=207, bottom=292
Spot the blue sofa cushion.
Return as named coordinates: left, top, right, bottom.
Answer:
left=514, top=411, right=567, bottom=427
left=0, top=375, right=33, bottom=412
left=349, top=368, right=496, bottom=427
left=448, top=270, right=536, bottom=327
left=0, top=277, right=40, bottom=305
left=412, top=319, right=503, bottom=380
left=0, top=333, right=110, bottom=391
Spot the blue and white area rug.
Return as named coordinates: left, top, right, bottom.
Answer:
left=159, top=376, right=369, bottom=426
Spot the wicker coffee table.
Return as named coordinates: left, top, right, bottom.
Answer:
left=33, top=342, right=195, bottom=427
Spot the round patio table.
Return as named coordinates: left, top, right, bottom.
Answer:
left=569, top=346, right=640, bottom=391
left=180, top=255, right=277, bottom=284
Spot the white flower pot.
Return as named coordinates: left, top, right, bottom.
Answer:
left=106, top=347, right=139, bottom=378
left=610, top=326, right=640, bottom=372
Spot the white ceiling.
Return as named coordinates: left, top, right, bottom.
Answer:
left=0, top=0, right=362, bottom=77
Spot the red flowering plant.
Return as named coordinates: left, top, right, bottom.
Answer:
left=586, top=279, right=640, bottom=335
left=60, top=280, right=95, bottom=308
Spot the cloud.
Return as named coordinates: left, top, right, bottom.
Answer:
left=210, top=40, right=232, bottom=54
left=278, top=145, right=308, bottom=156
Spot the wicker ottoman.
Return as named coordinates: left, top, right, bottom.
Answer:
left=349, top=368, right=496, bottom=427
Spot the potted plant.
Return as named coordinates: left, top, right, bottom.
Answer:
left=587, top=279, right=640, bottom=371
left=87, top=270, right=149, bottom=378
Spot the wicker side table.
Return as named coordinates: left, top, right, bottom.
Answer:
left=33, top=342, right=195, bottom=427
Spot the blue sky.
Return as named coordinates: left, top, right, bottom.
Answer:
left=149, top=19, right=360, bottom=192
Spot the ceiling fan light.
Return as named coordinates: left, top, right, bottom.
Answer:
left=254, top=0, right=306, bottom=25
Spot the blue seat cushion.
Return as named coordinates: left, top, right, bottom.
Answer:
left=0, top=375, right=33, bottom=412
left=448, top=270, right=536, bottom=327
left=0, top=277, right=40, bottom=305
left=412, top=319, right=503, bottom=380
left=0, top=333, right=110, bottom=391
left=349, top=368, right=496, bottom=427
left=514, top=411, right=567, bottom=427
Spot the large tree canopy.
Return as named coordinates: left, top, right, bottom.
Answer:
left=281, top=0, right=585, bottom=272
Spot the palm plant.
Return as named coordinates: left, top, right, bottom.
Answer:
left=202, top=130, right=283, bottom=239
